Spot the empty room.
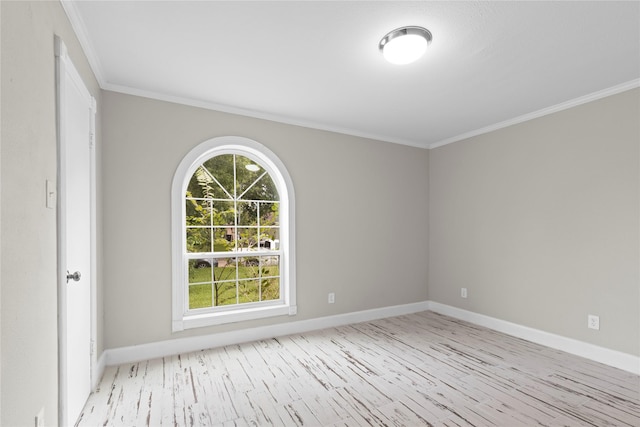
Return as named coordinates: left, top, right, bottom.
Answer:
left=1, top=1, right=638, bottom=426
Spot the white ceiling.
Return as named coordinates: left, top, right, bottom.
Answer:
left=63, top=1, right=640, bottom=149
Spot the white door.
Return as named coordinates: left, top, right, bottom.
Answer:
left=56, top=37, right=96, bottom=426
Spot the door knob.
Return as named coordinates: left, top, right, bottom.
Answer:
left=66, top=271, right=81, bottom=283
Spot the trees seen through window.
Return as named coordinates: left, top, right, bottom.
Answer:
left=185, top=154, right=281, bottom=309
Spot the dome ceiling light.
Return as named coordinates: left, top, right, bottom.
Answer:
left=379, top=26, right=432, bottom=65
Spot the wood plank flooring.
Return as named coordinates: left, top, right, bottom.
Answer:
left=77, top=311, right=640, bottom=426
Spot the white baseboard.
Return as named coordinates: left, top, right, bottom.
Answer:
left=93, top=350, right=107, bottom=390
left=104, top=301, right=431, bottom=366
left=428, top=301, right=640, bottom=375
left=100, top=300, right=639, bottom=376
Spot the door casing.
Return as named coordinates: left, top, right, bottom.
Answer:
left=55, top=35, right=98, bottom=427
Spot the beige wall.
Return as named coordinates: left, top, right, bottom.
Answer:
left=429, top=88, right=640, bottom=356
left=1, top=1, right=637, bottom=423
left=101, top=91, right=430, bottom=349
left=0, top=1, right=101, bottom=425
left=0, top=2, right=2, bottom=422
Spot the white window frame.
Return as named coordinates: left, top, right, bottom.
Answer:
left=172, top=136, right=296, bottom=331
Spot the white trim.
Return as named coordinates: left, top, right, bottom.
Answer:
left=428, top=301, right=640, bottom=375
left=93, top=351, right=107, bottom=390
left=89, top=95, right=98, bottom=391
left=59, top=0, right=640, bottom=151
left=171, top=137, right=296, bottom=330
left=105, top=301, right=430, bottom=366
left=104, top=82, right=426, bottom=149
left=180, top=305, right=293, bottom=330
left=55, top=36, right=98, bottom=427
left=58, top=0, right=423, bottom=148
left=428, top=79, right=640, bottom=149
left=59, top=1, right=106, bottom=85
left=75, top=78, right=640, bottom=152
left=55, top=36, right=70, bottom=427
left=103, top=300, right=638, bottom=375
left=55, top=3, right=424, bottom=150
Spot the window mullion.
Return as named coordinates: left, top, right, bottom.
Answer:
left=198, top=165, right=233, bottom=200
left=237, top=171, right=268, bottom=200
left=233, top=155, right=240, bottom=305
left=209, top=199, right=214, bottom=252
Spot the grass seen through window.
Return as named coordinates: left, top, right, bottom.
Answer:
left=188, top=262, right=280, bottom=309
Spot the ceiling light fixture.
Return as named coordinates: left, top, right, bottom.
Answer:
left=379, top=26, right=432, bottom=65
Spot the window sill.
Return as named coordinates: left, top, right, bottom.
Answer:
left=173, top=304, right=297, bottom=331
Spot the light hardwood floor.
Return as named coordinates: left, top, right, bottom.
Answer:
left=77, top=312, right=640, bottom=426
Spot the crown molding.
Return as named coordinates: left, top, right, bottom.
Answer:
left=60, top=0, right=106, bottom=85
left=428, top=79, right=640, bottom=149
left=61, top=0, right=428, bottom=149
left=60, top=1, right=638, bottom=151
left=101, top=81, right=429, bottom=149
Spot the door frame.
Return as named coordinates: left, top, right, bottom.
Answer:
left=55, top=35, right=98, bottom=426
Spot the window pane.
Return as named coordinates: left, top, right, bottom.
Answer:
left=186, top=199, right=210, bottom=226
left=180, top=147, right=288, bottom=321
left=260, top=255, right=280, bottom=276
left=211, top=200, right=234, bottom=226
left=188, top=165, right=231, bottom=200
left=239, top=279, right=260, bottom=303
left=239, top=170, right=279, bottom=201
left=186, top=227, right=212, bottom=253
left=235, top=156, right=265, bottom=199
left=236, top=155, right=263, bottom=176
left=188, top=259, right=213, bottom=309
left=189, top=258, right=216, bottom=277
left=189, top=284, right=212, bottom=309
left=260, top=256, right=280, bottom=301
left=201, top=155, right=235, bottom=198
left=238, top=256, right=260, bottom=271
left=213, top=258, right=237, bottom=283
left=260, top=202, right=279, bottom=226
left=212, top=228, right=234, bottom=252
left=261, top=277, right=280, bottom=301
left=237, top=201, right=258, bottom=226
left=215, top=282, right=237, bottom=306
left=259, top=228, right=279, bottom=250
left=236, top=228, right=259, bottom=250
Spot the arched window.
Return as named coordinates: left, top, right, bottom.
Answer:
left=172, top=136, right=296, bottom=331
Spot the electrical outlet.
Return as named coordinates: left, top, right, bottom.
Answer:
left=45, top=179, right=56, bottom=209
left=328, top=292, right=335, bottom=304
left=461, top=288, right=468, bottom=298
left=588, top=314, right=600, bottom=330
left=35, top=407, right=44, bottom=427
